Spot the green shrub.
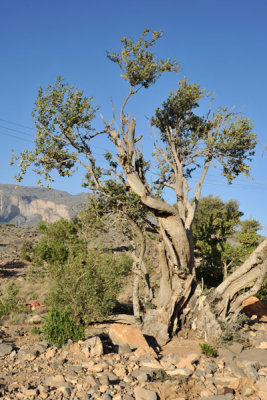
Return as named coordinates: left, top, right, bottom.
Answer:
left=0, top=284, right=26, bottom=317
left=42, top=307, right=84, bottom=347
left=47, top=250, right=132, bottom=324
left=30, top=326, right=42, bottom=335
left=23, top=218, right=132, bottom=325
left=199, top=343, right=217, bottom=357
left=20, top=242, right=34, bottom=262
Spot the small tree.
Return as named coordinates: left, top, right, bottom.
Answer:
left=193, top=195, right=261, bottom=285
left=12, top=29, right=266, bottom=344
left=193, top=195, right=242, bottom=286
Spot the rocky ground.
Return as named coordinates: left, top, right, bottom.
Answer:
left=0, top=225, right=39, bottom=266
left=0, top=226, right=267, bottom=400
left=0, top=310, right=267, bottom=400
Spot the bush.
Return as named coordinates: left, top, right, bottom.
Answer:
left=47, top=250, right=132, bottom=324
left=0, top=284, right=26, bottom=317
left=42, top=307, right=84, bottom=347
left=30, top=326, right=42, bottom=335
left=199, top=343, right=217, bottom=357
left=23, top=218, right=132, bottom=325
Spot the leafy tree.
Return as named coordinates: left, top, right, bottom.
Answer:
left=193, top=196, right=242, bottom=286
left=12, top=29, right=266, bottom=344
left=193, top=196, right=261, bottom=287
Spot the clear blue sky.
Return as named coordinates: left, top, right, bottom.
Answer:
left=0, top=0, right=266, bottom=233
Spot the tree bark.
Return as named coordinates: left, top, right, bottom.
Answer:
left=213, top=238, right=267, bottom=321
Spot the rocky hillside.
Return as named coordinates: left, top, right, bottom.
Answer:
left=0, top=184, right=88, bottom=226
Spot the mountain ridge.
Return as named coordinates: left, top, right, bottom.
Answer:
left=0, top=184, right=88, bottom=226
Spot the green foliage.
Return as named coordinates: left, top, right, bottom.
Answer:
left=235, top=219, right=261, bottom=261
left=193, top=195, right=261, bottom=287
left=199, top=343, right=217, bottom=357
left=30, top=326, right=42, bottom=335
left=0, top=284, right=26, bottom=317
left=151, top=79, right=257, bottom=187
left=10, top=76, right=99, bottom=186
left=24, top=217, right=132, bottom=325
left=42, top=307, right=84, bottom=347
left=193, top=196, right=242, bottom=286
left=20, top=241, right=34, bottom=262
left=47, top=250, right=132, bottom=324
left=107, top=28, right=179, bottom=89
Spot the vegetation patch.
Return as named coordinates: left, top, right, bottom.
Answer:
left=42, top=307, right=84, bottom=347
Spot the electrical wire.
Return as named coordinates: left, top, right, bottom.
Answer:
left=0, top=131, right=33, bottom=143
left=0, top=118, right=35, bottom=131
left=0, top=124, right=34, bottom=138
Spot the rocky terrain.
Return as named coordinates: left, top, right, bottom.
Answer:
left=0, top=311, right=267, bottom=400
left=0, top=219, right=267, bottom=399
left=0, top=184, right=88, bottom=226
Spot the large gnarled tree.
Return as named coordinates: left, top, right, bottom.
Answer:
left=12, top=29, right=266, bottom=345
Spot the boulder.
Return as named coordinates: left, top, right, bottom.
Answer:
left=109, top=324, right=150, bottom=350
left=0, top=343, right=13, bottom=357
left=134, top=386, right=158, bottom=400
left=238, top=349, right=267, bottom=368
left=141, top=311, right=169, bottom=346
left=242, top=296, right=267, bottom=321
left=82, top=336, right=103, bottom=357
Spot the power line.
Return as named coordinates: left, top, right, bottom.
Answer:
left=0, top=118, right=35, bottom=131
left=0, top=124, right=34, bottom=138
left=0, top=131, right=33, bottom=143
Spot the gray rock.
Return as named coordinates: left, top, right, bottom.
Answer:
left=238, top=349, right=267, bottom=368
left=205, top=362, right=217, bottom=375
left=85, top=375, right=98, bottom=388
left=134, top=386, right=158, bottom=400
left=17, top=348, right=38, bottom=361
left=195, top=369, right=206, bottom=377
left=45, top=374, right=70, bottom=388
left=65, top=364, right=83, bottom=374
left=241, top=387, right=255, bottom=397
left=136, top=372, right=150, bottom=383
left=58, top=386, right=72, bottom=397
left=9, top=350, right=17, bottom=359
left=0, top=343, right=13, bottom=357
left=217, top=348, right=236, bottom=363
left=131, top=368, right=154, bottom=381
left=34, top=342, right=48, bottom=354
left=160, top=352, right=181, bottom=365
left=118, top=343, right=131, bottom=354
left=142, top=311, right=169, bottom=346
left=106, top=372, right=120, bottom=384
left=27, top=314, right=43, bottom=324
left=98, top=373, right=110, bottom=386
left=102, top=394, right=112, bottom=400
left=227, top=342, right=244, bottom=354
left=197, top=396, right=234, bottom=400
left=82, top=336, right=103, bottom=357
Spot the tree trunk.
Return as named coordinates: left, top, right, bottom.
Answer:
left=181, top=238, right=267, bottom=344
left=142, top=235, right=267, bottom=346
left=213, top=238, right=267, bottom=320
left=142, top=214, right=196, bottom=345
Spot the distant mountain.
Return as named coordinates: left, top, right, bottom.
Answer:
left=0, top=184, right=88, bottom=226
